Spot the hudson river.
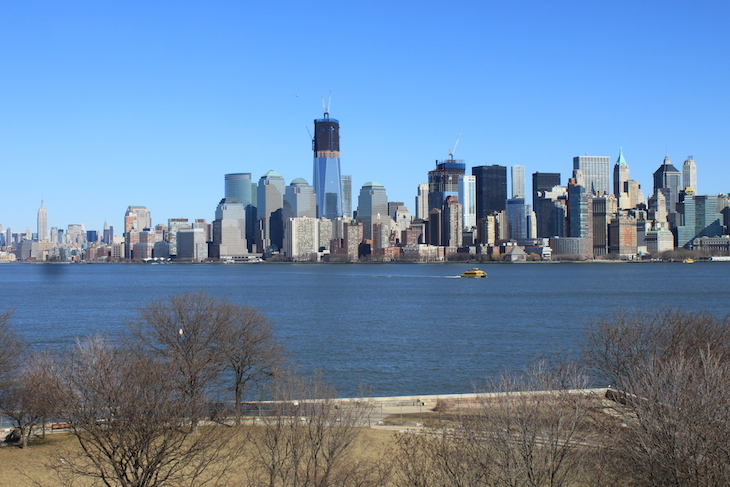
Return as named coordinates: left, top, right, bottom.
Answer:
left=2, top=262, right=728, bottom=397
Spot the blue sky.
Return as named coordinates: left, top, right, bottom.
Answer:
left=1, top=1, right=728, bottom=233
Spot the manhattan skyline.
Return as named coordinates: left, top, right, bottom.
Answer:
left=1, top=2, right=728, bottom=231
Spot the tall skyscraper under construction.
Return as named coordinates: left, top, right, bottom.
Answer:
left=428, top=159, right=465, bottom=211
left=313, top=106, right=343, bottom=219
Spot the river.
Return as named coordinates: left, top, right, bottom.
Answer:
left=1, top=261, right=727, bottom=397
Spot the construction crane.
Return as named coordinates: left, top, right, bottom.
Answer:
left=448, top=134, right=461, bottom=160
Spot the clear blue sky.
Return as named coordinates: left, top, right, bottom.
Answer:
left=1, top=1, right=728, bottom=233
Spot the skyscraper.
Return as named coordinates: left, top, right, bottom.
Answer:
left=458, top=175, right=476, bottom=229
left=37, top=199, right=48, bottom=242
left=652, top=155, right=682, bottom=224
left=123, top=205, right=151, bottom=259
left=225, top=173, right=257, bottom=248
left=472, top=165, right=507, bottom=220
left=341, top=175, right=352, bottom=218
left=102, top=221, right=114, bottom=245
left=683, top=156, right=697, bottom=192
left=225, top=173, right=253, bottom=206
left=415, top=183, right=429, bottom=220
left=356, top=182, right=388, bottom=240
left=613, top=148, right=630, bottom=207
left=506, top=198, right=529, bottom=240
left=124, top=206, right=151, bottom=232
left=211, top=198, right=247, bottom=258
left=511, top=165, right=525, bottom=199
left=428, top=159, right=465, bottom=211
left=676, top=193, right=723, bottom=248
left=567, top=175, right=593, bottom=254
left=257, top=170, right=286, bottom=252
left=441, top=195, right=462, bottom=248
left=313, top=110, right=343, bottom=219
left=283, top=178, right=317, bottom=219
left=572, top=155, right=610, bottom=195
left=532, top=172, right=561, bottom=238
left=532, top=172, right=561, bottom=208
left=167, top=218, right=190, bottom=257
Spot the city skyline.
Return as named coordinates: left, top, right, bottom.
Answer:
left=1, top=2, right=728, bottom=231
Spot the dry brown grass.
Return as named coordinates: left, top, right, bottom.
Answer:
left=0, top=394, right=614, bottom=487
left=0, top=426, right=399, bottom=487
left=0, top=433, right=94, bottom=487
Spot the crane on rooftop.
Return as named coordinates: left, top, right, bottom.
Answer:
left=448, top=134, right=461, bottom=160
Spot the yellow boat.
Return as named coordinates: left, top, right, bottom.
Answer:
left=461, top=268, right=487, bottom=278
left=683, top=258, right=694, bottom=264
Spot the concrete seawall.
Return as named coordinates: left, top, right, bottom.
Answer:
left=336, top=388, right=611, bottom=409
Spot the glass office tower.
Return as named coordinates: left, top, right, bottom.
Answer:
left=313, top=112, right=343, bottom=219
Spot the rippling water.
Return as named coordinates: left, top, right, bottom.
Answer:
left=2, top=262, right=728, bottom=397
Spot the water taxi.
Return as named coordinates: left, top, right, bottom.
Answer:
left=461, top=268, right=487, bottom=278
left=683, top=258, right=695, bottom=264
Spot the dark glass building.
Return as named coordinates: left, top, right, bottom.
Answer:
left=532, top=172, right=561, bottom=238
left=472, top=165, right=507, bottom=220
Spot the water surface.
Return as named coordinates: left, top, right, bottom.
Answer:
left=2, top=262, right=727, bottom=396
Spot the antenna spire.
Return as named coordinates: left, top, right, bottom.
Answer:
left=321, top=91, right=332, bottom=118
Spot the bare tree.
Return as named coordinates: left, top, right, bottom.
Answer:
left=583, top=310, right=730, bottom=486
left=0, top=309, right=24, bottom=381
left=248, top=373, right=383, bottom=487
left=393, top=428, right=492, bottom=487
left=392, top=432, right=439, bottom=487
left=393, top=361, right=598, bottom=487
left=132, top=292, right=286, bottom=428
left=217, top=304, right=285, bottom=423
left=54, top=336, right=232, bottom=487
left=0, top=351, right=62, bottom=448
left=598, top=351, right=730, bottom=486
left=476, top=362, right=598, bottom=487
left=583, top=310, right=730, bottom=391
left=131, top=291, right=232, bottom=428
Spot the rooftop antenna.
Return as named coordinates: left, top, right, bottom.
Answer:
left=448, top=134, right=461, bottom=159
left=321, top=91, right=332, bottom=118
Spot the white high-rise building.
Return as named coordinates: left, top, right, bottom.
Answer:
left=318, top=217, right=333, bottom=251
left=458, top=175, right=476, bottom=229
left=683, top=156, right=697, bottom=192
left=284, top=216, right=319, bottom=261
left=511, top=165, right=525, bottom=199
left=341, top=175, right=352, bottom=218
left=415, top=183, right=429, bottom=220
left=37, top=200, right=49, bottom=242
left=572, top=155, right=610, bottom=195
